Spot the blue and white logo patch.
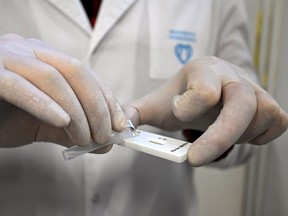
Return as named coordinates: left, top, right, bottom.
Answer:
left=175, top=44, right=193, bottom=65
left=169, top=30, right=196, bottom=65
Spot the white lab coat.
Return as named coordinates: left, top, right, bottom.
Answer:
left=0, top=0, right=255, bottom=215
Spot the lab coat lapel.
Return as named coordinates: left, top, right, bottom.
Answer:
left=45, top=0, right=92, bottom=35
left=87, top=0, right=137, bottom=58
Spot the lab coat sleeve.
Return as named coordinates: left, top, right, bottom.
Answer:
left=207, top=0, right=258, bottom=168
left=214, top=0, right=259, bottom=83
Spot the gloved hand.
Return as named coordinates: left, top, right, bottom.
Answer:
left=125, top=57, right=288, bottom=166
left=0, top=34, right=127, bottom=151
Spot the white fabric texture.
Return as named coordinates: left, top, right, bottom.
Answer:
left=0, top=0, right=255, bottom=215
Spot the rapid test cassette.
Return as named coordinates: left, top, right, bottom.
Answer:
left=62, top=121, right=192, bottom=163
left=121, top=130, right=192, bottom=163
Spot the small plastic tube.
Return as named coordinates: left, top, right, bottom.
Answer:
left=62, top=120, right=137, bottom=160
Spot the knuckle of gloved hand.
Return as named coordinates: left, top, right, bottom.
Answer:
left=275, top=112, right=288, bottom=132
left=0, top=71, right=24, bottom=89
left=237, top=67, right=250, bottom=78
left=200, top=56, right=220, bottom=63
left=172, top=104, right=188, bottom=122
left=181, top=58, right=204, bottom=74
left=0, top=71, right=15, bottom=88
left=173, top=85, right=218, bottom=122
left=194, top=56, right=221, bottom=68
left=258, top=94, right=280, bottom=123
left=66, top=57, right=87, bottom=76
left=40, top=66, right=62, bottom=84
left=182, top=56, right=222, bottom=80
left=255, top=90, right=278, bottom=117
left=197, top=84, right=219, bottom=106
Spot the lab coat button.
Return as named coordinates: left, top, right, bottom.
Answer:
left=92, top=194, right=100, bottom=203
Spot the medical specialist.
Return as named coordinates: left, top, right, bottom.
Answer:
left=0, top=0, right=287, bottom=215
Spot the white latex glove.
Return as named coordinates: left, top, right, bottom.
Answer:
left=0, top=34, right=127, bottom=150
left=126, top=57, right=288, bottom=166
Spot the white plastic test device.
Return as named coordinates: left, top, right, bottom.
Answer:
left=62, top=121, right=192, bottom=163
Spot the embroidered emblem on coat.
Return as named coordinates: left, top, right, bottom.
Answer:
left=169, top=30, right=196, bottom=65
left=175, top=44, right=193, bottom=64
